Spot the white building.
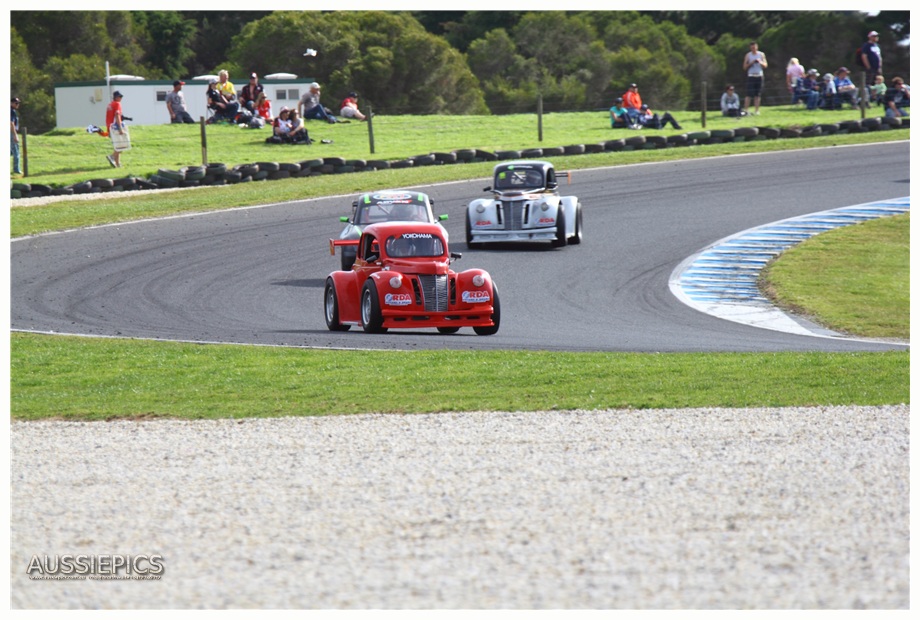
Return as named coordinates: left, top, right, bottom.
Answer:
left=54, top=74, right=315, bottom=129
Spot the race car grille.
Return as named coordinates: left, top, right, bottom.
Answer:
left=501, top=201, right=526, bottom=230
left=417, top=275, right=449, bottom=311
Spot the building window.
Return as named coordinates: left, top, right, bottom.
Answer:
left=156, top=91, right=167, bottom=102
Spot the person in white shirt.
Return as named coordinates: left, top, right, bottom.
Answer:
left=743, top=41, right=768, bottom=115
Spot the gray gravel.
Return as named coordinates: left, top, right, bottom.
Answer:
left=11, top=406, right=909, bottom=609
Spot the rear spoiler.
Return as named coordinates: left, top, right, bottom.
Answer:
left=329, top=238, right=360, bottom=256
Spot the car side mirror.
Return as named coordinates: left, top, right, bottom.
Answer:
left=438, top=214, right=448, bottom=221
left=352, top=200, right=358, bottom=208
left=339, top=216, right=349, bottom=223
left=547, top=181, right=558, bottom=190
left=450, top=252, right=462, bottom=261
left=483, top=186, right=492, bottom=192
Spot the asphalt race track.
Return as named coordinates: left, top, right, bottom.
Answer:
left=10, top=141, right=910, bottom=353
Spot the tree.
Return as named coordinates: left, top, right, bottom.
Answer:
left=227, top=11, right=488, bottom=114
left=133, top=11, right=197, bottom=79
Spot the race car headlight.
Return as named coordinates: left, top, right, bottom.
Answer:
left=476, top=204, right=485, bottom=213
left=472, top=274, right=485, bottom=287
left=541, top=202, right=550, bottom=211
left=389, top=276, right=402, bottom=289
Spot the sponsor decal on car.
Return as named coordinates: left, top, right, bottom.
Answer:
left=475, top=220, right=492, bottom=226
left=538, top=217, right=555, bottom=224
left=401, top=233, right=434, bottom=239
left=384, top=293, right=412, bottom=306
left=461, top=290, right=491, bottom=303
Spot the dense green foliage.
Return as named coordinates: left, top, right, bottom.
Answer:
left=11, top=11, right=911, bottom=134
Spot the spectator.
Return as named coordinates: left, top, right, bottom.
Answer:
left=720, top=85, right=742, bottom=117
left=105, top=90, right=128, bottom=168
left=834, top=67, right=859, bottom=108
left=609, top=97, right=636, bottom=128
left=742, top=41, right=768, bottom=115
left=819, top=73, right=837, bottom=110
left=239, top=73, right=264, bottom=114
left=622, top=83, right=642, bottom=112
left=869, top=75, right=887, bottom=107
left=217, top=69, right=237, bottom=102
left=794, top=69, right=822, bottom=110
left=882, top=76, right=909, bottom=118
left=207, top=78, right=239, bottom=121
left=860, top=30, right=883, bottom=96
left=637, top=104, right=682, bottom=130
left=166, top=80, right=195, bottom=124
left=298, top=82, right=337, bottom=124
left=11, top=96, right=21, bottom=176
left=786, top=57, right=805, bottom=102
left=254, top=92, right=272, bottom=120
left=287, top=109, right=311, bottom=143
left=339, top=92, right=367, bottom=121
left=273, top=106, right=292, bottom=139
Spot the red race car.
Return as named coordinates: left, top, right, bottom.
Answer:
left=326, top=222, right=500, bottom=335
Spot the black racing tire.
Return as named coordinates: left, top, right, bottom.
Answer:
left=473, top=286, right=501, bottom=336
left=341, top=250, right=356, bottom=272
left=552, top=210, right=567, bottom=248
left=568, top=203, right=583, bottom=245
left=360, top=280, right=386, bottom=333
left=324, top=278, right=350, bottom=332
left=437, top=327, right=460, bottom=334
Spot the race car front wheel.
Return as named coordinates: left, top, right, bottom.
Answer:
left=473, top=286, right=501, bottom=336
left=552, top=211, right=567, bottom=248
left=324, top=278, right=350, bottom=331
left=361, top=280, right=387, bottom=333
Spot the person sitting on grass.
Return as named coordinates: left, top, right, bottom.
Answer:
left=609, top=97, right=638, bottom=128
left=637, top=104, right=683, bottom=130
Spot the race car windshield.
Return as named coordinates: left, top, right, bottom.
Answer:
left=356, top=202, right=427, bottom=224
left=495, top=169, right=544, bottom=189
left=385, top=234, right=444, bottom=257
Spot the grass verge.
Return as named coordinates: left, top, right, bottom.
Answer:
left=10, top=333, right=909, bottom=421
left=763, top=213, right=910, bottom=340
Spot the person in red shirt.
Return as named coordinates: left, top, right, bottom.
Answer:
left=622, top=83, right=643, bottom=111
left=105, top=91, right=126, bottom=168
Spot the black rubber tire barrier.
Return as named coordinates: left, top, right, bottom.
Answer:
left=521, top=148, right=543, bottom=158
left=434, top=152, right=457, bottom=163
left=184, top=166, right=207, bottom=181
left=818, top=123, right=840, bottom=134
left=563, top=144, right=586, bottom=155
left=300, top=159, right=324, bottom=169
left=495, top=150, right=521, bottom=160
left=604, top=139, right=626, bottom=151
left=50, top=187, right=74, bottom=196
left=412, top=154, right=436, bottom=166
left=475, top=149, right=498, bottom=161
left=157, top=168, right=186, bottom=182
left=90, top=178, right=115, bottom=188
left=113, top=177, right=136, bottom=188
left=454, top=149, right=476, bottom=161
left=345, top=159, right=366, bottom=168
left=733, top=127, right=758, bottom=137
left=861, top=117, right=882, bottom=130
left=252, top=170, right=270, bottom=180
left=780, top=128, right=802, bottom=138
left=711, top=129, right=735, bottom=139
left=279, top=162, right=302, bottom=173
left=206, top=163, right=227, bottom=175
left=256, top=161, right=281, bottom=172
left=366, top=160, right=390, bottom=170
left=389, top=159, right=414, bottom=169
left=541, top=146, right=565, bottom=156
left=29, top=183, right=52, bottom=195
left=13, top=182, right=31, bottom=192
left=757, top=127, right=781, bottom=139
left=800, top=127, right=821, bottom=138
left=334, top=165, right=356, bottom=174
left=584, top=143, right=605, bottom=153
left=666, top=134, right=689, bottom=145
left=625, top=135, right=646, bottom=147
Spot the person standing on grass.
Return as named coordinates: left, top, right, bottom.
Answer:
left=743, top=41, right=767, bottom=115
left=105, top=91, right=126, bottom=168
left=11, top=96, right=22, bottom=176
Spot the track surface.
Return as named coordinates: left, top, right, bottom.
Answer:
left=11, top=142, right=909, bottom=352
